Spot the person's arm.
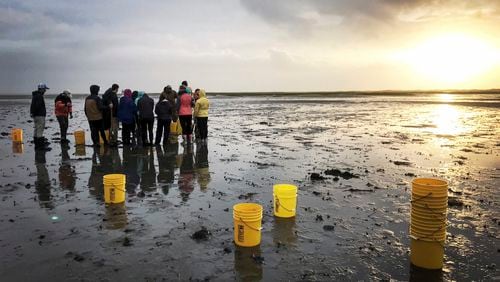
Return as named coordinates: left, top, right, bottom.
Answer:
left=193, top=101, right=200, bottom=117
left=84, top=98, right=88, bottom=118
left=68, top=97, right=73, bottom=118
left=30, top=97, right=35, bottom=117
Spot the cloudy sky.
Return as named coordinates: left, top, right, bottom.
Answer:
left=1, top=0, right=500, bottom=93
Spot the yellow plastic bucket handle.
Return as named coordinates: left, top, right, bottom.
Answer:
left=238, top=217, right=262, bottom=231
left=275, top=196, right=296, bottom=212
left=109, top=182, right=126, bottom=193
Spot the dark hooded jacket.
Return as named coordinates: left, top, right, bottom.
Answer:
left=102, top=88, right=119, bottom=129
left=155, top=99, right=172, bottom=120
left=30, top=90, right=46, bottom=117
left=137, top=93, right=155, bottom=120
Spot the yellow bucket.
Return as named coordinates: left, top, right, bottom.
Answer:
left=410, top=227, right=446, bottom=241
left=170, top=120, right=183, bottom=135
left=411, top=206, right=446, bottom=219
left=233, top=203, right=263, bottom=247
left=411, top=216, right=445, bottom=228
left=103, top=174, right=126, bottom=204
left=273, top=184, right=298, bottom=218
left=99, top=130, right=110, bottom=144
left=412, top=201, right=448, bottom=210
left=412, top=178, right=448, bottom=197
left=12, top=143, right=24, bottom=154
left=105, top=203, right=128, bottom=230
left=410, top=237, right=445, bottom=269
left=11, top=128, right=23, bottom=143
left=74, top=129, right=85, bottom=145
left=75, top=145, right=86, bottom=156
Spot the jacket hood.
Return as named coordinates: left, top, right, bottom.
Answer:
left=123, top=89, right=132, bottom=98
left=90, top=85, right=100, bottom=95
left=199, top=89, right=206, bottom=98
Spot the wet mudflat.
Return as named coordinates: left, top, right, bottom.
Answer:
left=0, top=93, right=499, bottom=281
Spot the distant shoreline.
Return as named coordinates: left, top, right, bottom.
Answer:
left=1, top=89, right=500, bottom=99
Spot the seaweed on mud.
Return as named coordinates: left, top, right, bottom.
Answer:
left=324, top=169, right=359, bottom=180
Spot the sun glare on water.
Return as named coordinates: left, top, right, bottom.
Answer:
left=400, top=34, right=499, bottom=84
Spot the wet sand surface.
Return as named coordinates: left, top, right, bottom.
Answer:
left=0, top=93, right=499, bottom=281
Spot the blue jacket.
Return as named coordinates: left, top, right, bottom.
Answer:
left=118, top=96, right=137, bottom=124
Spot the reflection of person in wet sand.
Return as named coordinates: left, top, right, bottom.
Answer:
left=35, top=150, right=52, bottom=208
left=156, top=141, right=179, bottom=195
left=179, top=144, right=194, bottom=202
left=139, top=147, right=156, bottom=192
left=122, top=146, right=140, bottom=194
left=58, top=144, right=76, bottom=191
left=195, top=143, right=210, bottom=191
left=88, top=147, right=109, bottom=199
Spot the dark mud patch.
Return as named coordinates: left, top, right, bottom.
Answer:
left=310, top=173, right=326, bottom=181
left=238, top=193, right=258, bottom=200
left=324, top=169, right=359, bottom=180
left=191, top=227, right=211, bottom=241
left=392, top=160, right=412, bottom=166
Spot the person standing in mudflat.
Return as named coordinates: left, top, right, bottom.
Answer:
left=102, top=83, right=119, bottom=146
left=85, top=85, right=108, bottom=147
left=137, top=91, right=155, bottom=146
left=30, top=83, right=51, bottom=151
left=176, top=85, right=194, bottom=144
left=194, top=89, right=210, bottom=144
left=54, top=90, right=73, bottom=144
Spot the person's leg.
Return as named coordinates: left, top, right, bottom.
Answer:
left=122, top=123, right=129, bottom=144
left=89, top=120, right=99, bottom=145
left=155, top=119, right=164, bottom=145
left=163, top=119, right=171, bottom=144
left=186, top=115, right=192, bottom=142
left=57, top=116, right=64, bottom=140
left=141, top=119, right=148, bottom=145
left=179, top=116, right=187, bottom=142
left=40, top=116, right=46, bottom=139
left=34, top=116, right=43, bottom=140
left=63, top=116, right=69, bottom=141
left=110, top=117, right=118, bottom=145
left=59, top=116, right=69, bottom=141
left=197, top=117, right=207, bottom=140
left=97, top=119, right=107, bottom=145
left=148, top=119, right=154, bottom=145
left=202, top=117, right=208, bottom=139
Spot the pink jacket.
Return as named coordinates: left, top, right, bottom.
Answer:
left=177, top=93, right=193, bottom=116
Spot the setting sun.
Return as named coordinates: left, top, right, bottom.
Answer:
left=400, top=34, right=499, bottom=84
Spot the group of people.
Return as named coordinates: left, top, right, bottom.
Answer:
left=29, top=81, right=210, bottom=151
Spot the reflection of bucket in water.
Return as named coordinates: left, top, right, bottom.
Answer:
left=273, top=184, right=298, bottom=218
left=409, top=261, right=443, bottom=282
left=272, top=216, right=297, bottom=246
left=12, top=142, right=24, bottom=154
left=11, top=128, right=23, bottom=143
left=99, top=130, right=110, bottom=144
left=74, top=129, right=85, bottom=145
left=412, top=178, right=448, bottom=197
left=103, top=174, right=126, bottom=204
left=233, top=203, right=263, bottom=247
left=75, top=145, right=86, bottom=156
left=410, top=237, right=445, bottom=270
left=104, top=203, right=128, bottom=230
left=234, top=245, right=263, bottom=281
